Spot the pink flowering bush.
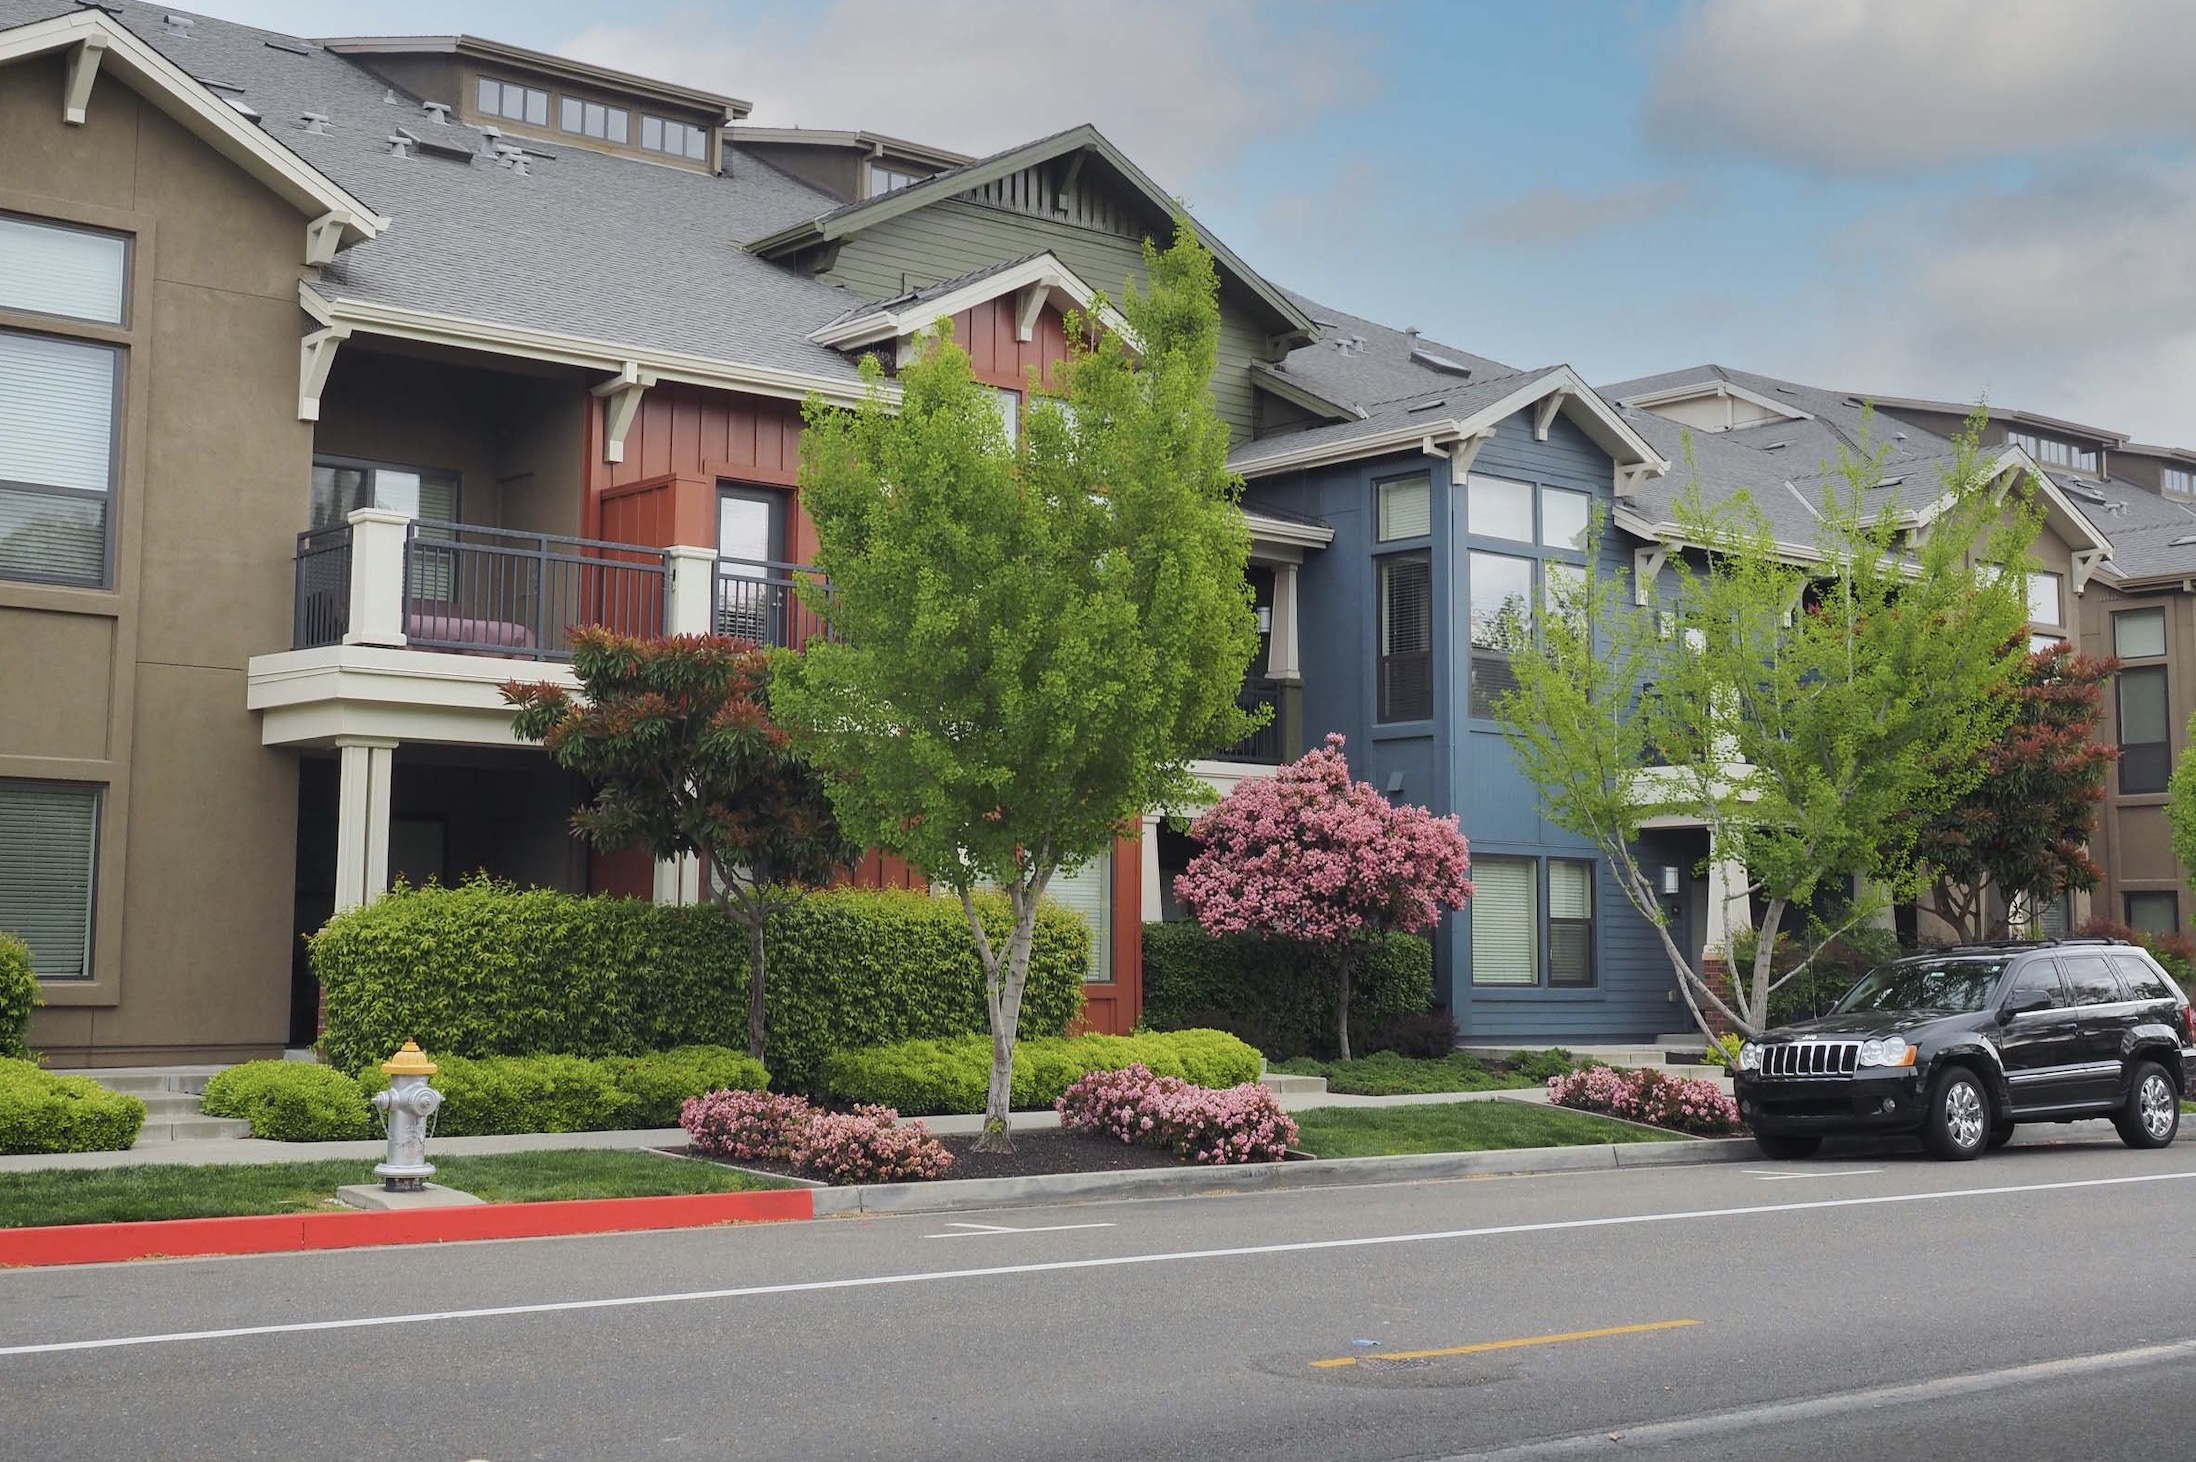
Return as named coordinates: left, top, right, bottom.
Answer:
left=1546, top=1065, right=1740, bottom=1136
left=1175, top=734, right=1472, bottom=1059
left=1056, top=1063, right=1298, bottom=1165
left=680, top=1089, right=814, bottom=1161
left=788, top=1104, right=955, bottom=1185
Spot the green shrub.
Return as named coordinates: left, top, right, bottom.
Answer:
left=1140, top=921, right=1434, bottom=1058
left=1506, top=1048, right=1580, bottom=1084
left=201, top=1061, right=375, bottom=1142
left=821, top=1029, right=1263, bottom=1115
left=1700, top=1032, right=1744, bottom=1070
left=313, top=877, right=1087, bottom=1088
left=355, top=1047, right=771, bottom=1138
left=0, top=1059, right=144, bottom=1154
left=0, top=932, right=36, bottom=1061
left=600, top=1046, right=769, bottom=1127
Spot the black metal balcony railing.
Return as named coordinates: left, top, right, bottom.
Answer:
left=1213, top=676, right=1284, bottom=763
left=293, top=522, right=353, bottom=648
left=404, top=522, right=668, bottom=660
left=713, top=556, right=832, bottom=649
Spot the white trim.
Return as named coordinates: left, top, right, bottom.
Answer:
left=1617, top=377, right=1813, bottom=426
left=61, top=31, right=105, bottom=126
left=1248, top=362, right=1366, bottom=423
left=590, top=361, right=657, bottom=464
left=302, top=283, right=887, bottom=409
left=1241, top=510, right=1334, bottom=549
left=1632, top=544, right=1668, bottom=606
left=807, top=251, right=1136, bottom=354
left=247, top=643, right=579, bottom=749
left=0, top=11, right=388, bottom=251
left=1533, top=389, right=1566, bottom=442
left=298, top=324, right=351, bottom=422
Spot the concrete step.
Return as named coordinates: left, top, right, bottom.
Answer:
left=134, top=1092, right=207, bottom=1119
left=51, top=1066, right=225, bottom=1096
left=134, top=1116, right=253, bottom=1143
left=1260, top=1072, right=1329, bottom=1096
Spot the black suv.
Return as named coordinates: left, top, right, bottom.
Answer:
left=1733, top=938, right=2196, bottom=1161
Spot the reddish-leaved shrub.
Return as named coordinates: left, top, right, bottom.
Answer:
left=680, top=1089, right=813, bottom=1161
left=1056, top=1063, right=1298, bottom=1164
left=788, top=1104, right=954, bottom=1185
left=1546, top=1066, right=1740, bottom=1136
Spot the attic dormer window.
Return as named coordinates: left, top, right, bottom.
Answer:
left=869, top=162, right=924, bottom=197
left=2007, top=429, right=2098, bottom=475
left=477, top=76, right=547, bottom=128
left=641, top=115, right=710, bottom=161
left=2164, top=466, right=2193, bottom=499
left=559, top=98, right=629, bottom=144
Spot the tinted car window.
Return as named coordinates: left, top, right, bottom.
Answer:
left=2059, top=954, right=2126, bottom=1006
left=1835, top=958, right=2006, bottom=1014
left=2110, top=953, right=2175, bottom=1002
left=2003, top=960, right=2069, bottom=1010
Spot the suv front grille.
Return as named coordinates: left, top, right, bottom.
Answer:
left=1761, top=1041, right=1861, bottom=1077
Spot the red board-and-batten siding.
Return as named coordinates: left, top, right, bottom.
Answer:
left=578, top=296, right=1143, bottom=1031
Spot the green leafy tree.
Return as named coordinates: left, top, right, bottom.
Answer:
left=2164, top=711, right=2196, bottom=905
left=775, top=224, right=1262, bottom=1149
left=1917, top=642, right=2118, bottom=941
left=505, top=631, right=856, bottom=1065
left=1497, top=427, right=2037, bottom=1039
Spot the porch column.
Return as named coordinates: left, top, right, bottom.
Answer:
left=343, top=508, right=411, bottom=647
left=1265, top=562, right=1302, bottom=682
left=665, top=545, right=717, bottom=636
left=333, top=737, right=397, bottom=913
left=1701, top=841, right=1753, bottom=961
left=1140, top=814, right=1163, bottom=923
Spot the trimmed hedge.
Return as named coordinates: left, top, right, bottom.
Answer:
left=313, top=878, right=1088, bottom=1089
left=0, top=1059, right=144, bottom=1154
left=357, top=1046, right=770, bottom=1138
left=820, top=1029, right=1264, bottom=1116
left=1140, top=922, right=1435, bottom=1058
left=0, top=933, right=35, bottom=1061
left=201, top=1061, right=375, bottom=1142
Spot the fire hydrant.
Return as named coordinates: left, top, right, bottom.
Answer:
left=371, top=1041, right=444, bottom=1192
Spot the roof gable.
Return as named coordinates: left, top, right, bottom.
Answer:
left=808, top=250, right=1134, bottom=360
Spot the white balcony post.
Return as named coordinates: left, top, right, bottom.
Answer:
left=665, top=545, right=718, bottom=637
left=343, top=507, right=412, bottom=647
left=1265, top=562, right=1301, bottom=682
left=333, top=736, right=397, bottom=913
left=1702, top=842, right=1753, bottom=962
left=1140, top=813, right=1163, bottom=922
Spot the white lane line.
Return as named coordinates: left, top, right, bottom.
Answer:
left=924, top=1222, right=1116, bottom=1240
left=5, top=1167, right=2194, bottom=1359
left=1741, top=1168, right=1884, bottom=1181
left=1427, top=1335, right=2196, bottom=1460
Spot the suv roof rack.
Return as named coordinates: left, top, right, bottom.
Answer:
left=1926, top=937, right=2130, bottom=954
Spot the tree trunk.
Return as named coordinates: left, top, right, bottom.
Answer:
left=1333, top=943, right=1357, bottom=1062
left=746, top=912, right=768, bottom=1066
left=965, top=884, right=1042, bottom=1155
left=1749, top=897, right=1787, bottom=1036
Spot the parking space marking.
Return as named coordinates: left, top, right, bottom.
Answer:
left=1741, top=1168, right=1885, bottom=1181
left=1310, top=1319, right=1700, bottom=1369
left=923, top=1221, right=1117, bottom=1240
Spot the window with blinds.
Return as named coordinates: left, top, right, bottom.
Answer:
left=0, top=215, right=128, bottom=324
left=1548, top=859, right=1595, bottom=987
left=1047, top=855, right=1113, bottom=984
left=0, top=329, right=120, bottom=586
left=1470, top=857, right=1537, bottom=986
left=0, top=781, right=100, bottom=979
left=1377, top=473, right=1431, bottom=541
left=1379, top=552, right=1433, bottom=721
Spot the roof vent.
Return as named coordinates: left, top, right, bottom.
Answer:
left=224, top=97, right=261, bottom=121
left=492, top=143, right=530, bottom=175
left=1404, top=327, right=1420, bottom=338
left=1774, top=385, right=1797, bottom=395
left=1894, top=431, right=1908, bottom=440
left=263, top=38, right=313, bottom=56
left=2063, top=481, right=2109, bottom=505
left=1761, top=441, right=1789, bottom=451
left=1406, top=398, right=1447, bottom=414
left=387, top=132, right=415, bottom=159
left=160, top=13, right=193, bottom=37
left=2171, top=533, right=2196, bottom=547
left=2108, top=501, right=2129, bottom=516
left=298, top=112, right=331, bottom=135
left=1877, top=476, right=1904, bottom=488
left=421, top=101, right=451, bottom=125
left=1410, top=347, right=1474, bottom=378
left=383, top=88, right=403, bottom=106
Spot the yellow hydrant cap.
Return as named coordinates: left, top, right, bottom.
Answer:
left=381, top=1040, right=438, bottom=1077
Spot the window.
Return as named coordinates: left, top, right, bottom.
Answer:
left=716, top=486, right=787, bottom=641
left=868, top=163, right=924, bottom=195
left=2030, top=633, right=2064, bottom=653
left=1048, top=854, right=1113, bottom=984
left=1548, top=859, right=1595, bottom=987
left=2037, top=891, right=2072, bottom=939
left=0, top=780, right=99, bottom=979
left=2166, top=467, right=2194, bottom=499
left=1467, top=473, right=1535, bottom=543
left=476, top=76, right=548, bottom=127
left=2117, top=664, right=2170, bottom=793
left=0, top=214, right=128, bottom=324
left=310, top=461, right=458, bottom=530
left=2026, top=571, right=2062, bottom=628
left=988, top=387, right=1020, bottom=443
left=641, top=115, right=710, bottom=161
left=558, top=97, right=629, bottom=143
left=1471, top=857, right=1538, bottom=985
left=2003, top=960, right=2067, bottom=1011
left=2111, top=953, right=2175, bottom=1002
left=2058, top=954, right=2125, bottom=1007
left=1378, top=552, right=1433, bottom=722
left=2116, top=607, right=2167, bottom=660
left=1540, top=486, right=1591, bottom=551
left=0, top=330, right=121, bottom=587
left=1468, top=550, right=1533, bottom=718
left=1377, top=473, right=1431, bottom=541
left=2127, top=891, right=2180, bottom=935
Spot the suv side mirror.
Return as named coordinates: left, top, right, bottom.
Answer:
left=2000, top=993, right=2055, bottom=1023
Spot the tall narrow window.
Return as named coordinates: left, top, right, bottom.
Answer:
left=0, top=331, right=121, bottom=587
left=1048, top=853, right=1114, bottom=984
left=2026, top=571, right=2063, bottom=628
left=1378, top=552, right=1433, bottom=722
left=1471, top=857, right=1537, bottom=986
left=2118, top=664, right=2170, bottom=793
left=0, top=780, right=100, bottom=979
left=988, top=387, right=1020, bottom=443
left=1468, top=550, right=1533, bottom=718
left=1548, top=859, right=1596, bottom=987
left=716, top=485, right=788, bottom=644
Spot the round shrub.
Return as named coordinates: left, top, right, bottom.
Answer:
left=0, top=1059, right=144, bottom=1154
left=603, top=1046, right=769, bottom=1128
left=681, top=1089, right=812, bottom=1161
left=789, top=1105, right=953, bottom=1185
left=1547, top=1066, right=1740, bottom=1136
left=1056, top=1064, right=1297, bottom=1164
left=0, top=932, right=37, bottom=1062
left=201, top=1061, right=375, bottom=1142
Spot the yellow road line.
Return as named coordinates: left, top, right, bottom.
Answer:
left=1310, top=1318, right=1701, bottom=1369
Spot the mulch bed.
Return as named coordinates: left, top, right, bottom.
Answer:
left=676, top=1128, right=1235, bottom=1184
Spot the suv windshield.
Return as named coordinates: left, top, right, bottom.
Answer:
left=1834, top=957, right=2007, bottom=1015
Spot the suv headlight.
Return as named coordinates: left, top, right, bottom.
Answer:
left=1738, top=1041, right=1762, bottom=1072
left=1858, top=1036, right=1916, bottom=1068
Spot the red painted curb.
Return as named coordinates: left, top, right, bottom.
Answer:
left=0, top=1187, right=816, bottom=1268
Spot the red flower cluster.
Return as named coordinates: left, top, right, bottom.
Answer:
left=1546, top=1065, right=1740, bottom=1136
left=1056, top=1063, right=1298, bottom=1164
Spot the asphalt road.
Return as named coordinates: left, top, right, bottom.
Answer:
left=2, top=1122, right=2193, bottom=1461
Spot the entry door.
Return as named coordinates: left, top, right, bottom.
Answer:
left=1996, top=960, right=2086, bottom=1111
left=717, top=487, right=786, bottom=644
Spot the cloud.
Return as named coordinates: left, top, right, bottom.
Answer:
left=1469, top=179, right=1705, bottom=245
left=558, top=0, right=1377, bottom=185
left=1646, top=0, right=2196, bottom=173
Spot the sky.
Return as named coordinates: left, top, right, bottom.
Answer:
left=181, top=0, right=2196, bottom=444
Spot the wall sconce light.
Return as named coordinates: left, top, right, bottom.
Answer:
left=1256, top=606, right=1273, bottom=634
left=1659, top=865, right=1681, bottom=897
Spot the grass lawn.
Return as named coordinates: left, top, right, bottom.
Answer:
left=1290, top=1100, right=1669, bottom=1159
left=0, top=1150, right=794, bottom=1229
left=1268, top=1050, right=1568, bottom=1097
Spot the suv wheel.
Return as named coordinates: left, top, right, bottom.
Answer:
left=2115, top=1061, right=2179, bottom=1151
left=1922, top=1067, right=1991, bottom=1161
left=1753, top=1133, right=1822, bottom=1160
left=1987, top=1120, right=2016, bottom=1150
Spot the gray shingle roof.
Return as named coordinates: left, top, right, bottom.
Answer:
left=1262, top=289, right=1516, bottom=418
left=1228, top=365, right=1546, bottom=474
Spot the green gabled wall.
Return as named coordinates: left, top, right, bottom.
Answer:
left=818, top=196, right=1274, bottom=441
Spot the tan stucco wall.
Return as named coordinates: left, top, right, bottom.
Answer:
left=2080, top=579, right=2196, bottom=929
left=1, top=55, right=313, bottom=1063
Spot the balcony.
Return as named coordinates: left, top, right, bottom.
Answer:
left=713, top=555, right=833, bottom=649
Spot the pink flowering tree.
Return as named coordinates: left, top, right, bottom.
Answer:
left=1175, top=734, right=1473, bottom=1059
